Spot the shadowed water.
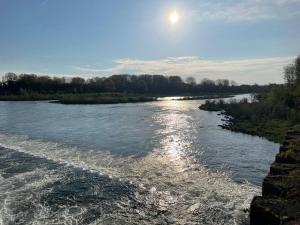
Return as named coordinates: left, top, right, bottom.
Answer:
left=0, top=96, right=279, bottom=225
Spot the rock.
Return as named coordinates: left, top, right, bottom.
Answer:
left=250, top=127, right=300, bottom=225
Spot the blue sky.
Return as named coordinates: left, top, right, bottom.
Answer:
left=0, top=0, right=300, bottom=84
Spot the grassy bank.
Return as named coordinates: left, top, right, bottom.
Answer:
left=200, top=101, right=291, bottom=143
left=0, top=93, right=157, bottom=104
left=0, top=93, right=61, bottom=101
left=220, top=118, right=291, bottom=143
left=199, top=85, right=300, bottom=143
left=53, top=93, right=156, bottom=104
left=0, top=92, right=235, bottom=104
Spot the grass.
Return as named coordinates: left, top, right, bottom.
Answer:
left=199, top=98, right=294, bottom=143
left=54, top=93, right=156, bottom=104
left=281, top=147, right=295, bottom=159
left=0, top=92, right=157, bottom=104
left=227, top=119, right=291, bottom=143
left=0, top=92, right=234, bottom=104
left=0, top=93, right=60, bottom=101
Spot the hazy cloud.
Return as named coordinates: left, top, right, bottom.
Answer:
left=73, top=56, right=295, bottom=84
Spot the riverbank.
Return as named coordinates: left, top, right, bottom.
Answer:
left=0, top=93, right=234, bottom=104
left=198, top=86, right=300, bottom=144
left=51, top=93, right=156, bottom=104
left=0, top=93, right=61, bottom=101
left=199, top=102, right=290, bottom=143
left=250, top=126, right=300, bottom=225
left=0, top=93, right=157, bottom=104
left=198, top=87, right=300, bottom=224
left=219, top=116, right=290, bottom=144
left=201, top=84, right=300, bottom=143
left=200, top=99, right=300, bottom=223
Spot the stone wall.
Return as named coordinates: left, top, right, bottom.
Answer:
left=250, top=128, right=300, bottom=225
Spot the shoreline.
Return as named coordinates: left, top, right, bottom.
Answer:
left=217, top=113, right=290, bottom=144
left=199, top=105, right=290, bottom=144
left=0, top=93, right=235, bottom=104
left=199, top=101, right=300, bottom=224
left=250, top=126, right=300, bottom=225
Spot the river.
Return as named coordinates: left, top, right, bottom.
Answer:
left=0, top=95, right=279, bottom=225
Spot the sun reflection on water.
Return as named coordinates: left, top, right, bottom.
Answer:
left=156, top=96, right=185, bottom=101
left=128, top=99, right=258, bottom=224
left=152, top=100, right=194, bottom=173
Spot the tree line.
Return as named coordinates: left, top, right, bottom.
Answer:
left=0, top=73, right=268, bottom=96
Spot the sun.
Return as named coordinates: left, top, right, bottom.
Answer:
left=169, top=11, right=179, bottom=24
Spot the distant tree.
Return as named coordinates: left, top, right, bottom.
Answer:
left=284, top=64, right=296, bottom=86
left=53, top=76, right=66, bottom=84
left=70, top=77, right=85, bottom=93
left=168, top=76, right=184, bottom=93
left=169, top=76, right=182, bottom=84
left=216, top=79, right=229, bottom=87
left=185, top=76, right=196, bottom=85
left=2, top=72, right=18, bottom=83
left=201, top=78, right=215, bottom=86
left=152, top=75, right=169, bottom=93
left=71, top=77, right=85, bottom=85
left=0, top=72, right=266, bottom=95
left=1, top=72, right=19, bottom=94
left=134, top=79, right=148, bottom=93
left=103, top=78, right=116, bottom=92
left=295, top=55, right=300, bottom=84
left=223, top=79, right=230, bottom=87
left=230, top=80, right=238, bottom=86
left=87, top=77, right=104, bottom=92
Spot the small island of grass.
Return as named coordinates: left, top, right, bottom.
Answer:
left=51, top=93, right=156, bottom=104
left=0, top=92, right=157, bottom=104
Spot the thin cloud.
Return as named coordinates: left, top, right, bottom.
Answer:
left=191, top=0, right=300, bottom=22
left=72, top=56, right=295, bottom=84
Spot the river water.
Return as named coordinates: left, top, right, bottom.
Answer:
left=0, top=95, right=279, bottom=225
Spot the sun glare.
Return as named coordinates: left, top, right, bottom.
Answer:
left=169, top=11, right=179, bottom=24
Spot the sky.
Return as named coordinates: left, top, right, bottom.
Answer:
left=0, top=0, right=300, bottom=84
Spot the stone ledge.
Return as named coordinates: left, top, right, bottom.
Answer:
left=250, top=128, right=300, bottom=225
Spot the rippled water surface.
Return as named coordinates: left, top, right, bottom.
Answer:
left=0, top=96, right=279, bottom=225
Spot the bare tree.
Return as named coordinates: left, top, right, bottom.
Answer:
left=216, top=79, right=229, bottom=87
left=284, top=64, right=296, bottom=86
left=71, top=77, right=85, bottom=85
left=230, top=80, right=238, bottom=86
left=2, top=72, right=18, bottom=83
left=295, top=55, right=300, bottom=84
left=201, top=78, right=215, bottom=86
left=185, top=76, right=196, bottom=85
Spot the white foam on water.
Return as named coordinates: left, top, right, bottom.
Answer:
left=0, top=168, right=61, bottom=225
left=0, top=133, right=260, bottom=225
